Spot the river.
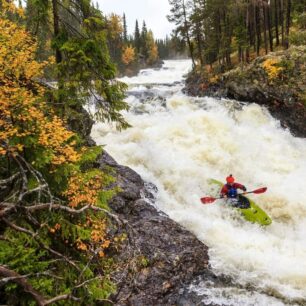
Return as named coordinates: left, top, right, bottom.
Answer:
left=92, top=60, right=306, bottom=306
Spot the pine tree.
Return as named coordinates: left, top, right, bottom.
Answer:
left=134, top=19, right=141, bottom=53
left=123, top=13, right=128, bottom=43
left=141, top=21, right=149, bottom=59
left=168, top=0, right=196, bottom=67
left=25, top=0, right=129, bottom=129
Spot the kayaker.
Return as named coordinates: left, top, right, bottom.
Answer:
left=220, top=175, right=247, bottom=207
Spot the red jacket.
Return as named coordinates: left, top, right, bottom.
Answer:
left=220, top=183, right=246, bottom=197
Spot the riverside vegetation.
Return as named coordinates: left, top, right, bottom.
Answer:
left=167, top=0, right=306, bottom=136
left=0, top=1, right=128, bottom=304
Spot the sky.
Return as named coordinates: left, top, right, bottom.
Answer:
left=97, top=0, right=174, bottom=39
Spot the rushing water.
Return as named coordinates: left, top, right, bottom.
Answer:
left=92, top=60, right=306, bottom=306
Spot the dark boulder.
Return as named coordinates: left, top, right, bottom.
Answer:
left=97, top=151, right=218, bottom=305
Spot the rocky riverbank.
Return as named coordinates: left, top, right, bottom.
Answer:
left=97, top=150, right=224, bottom=305
left=76, top=105, right=224, bottom=305
left=184, top=46, right=306, bottom=138
left=118, top=59, right=164, bottom=78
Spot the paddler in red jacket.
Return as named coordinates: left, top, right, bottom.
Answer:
left=220, top=175, right=247, bottom=199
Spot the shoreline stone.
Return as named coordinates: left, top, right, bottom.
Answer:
left=97, top=150, right=221, bottom=305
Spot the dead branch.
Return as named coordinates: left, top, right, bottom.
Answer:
left=0, top=265, right=81, bottom=306
left=3, top=218, right=35, bottom=236
left=0, top=173, right=20, bottom=186
left=0, top=265, right=46, bottom=306
left=44, top=294, right=80, bottom=305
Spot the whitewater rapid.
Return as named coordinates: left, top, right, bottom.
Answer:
left=92, top=60, right=306, bottom=306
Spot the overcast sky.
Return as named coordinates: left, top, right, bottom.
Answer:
left=97, top=0, right=174, bottom=39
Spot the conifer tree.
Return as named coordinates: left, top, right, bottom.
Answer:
left=168, top=0, right=196, bottom=67
left=123, top=13, right=128, bottom=43
left=25, top=0, right=129, bottom=129
left=141, top=21, right=149, bottom=58
left=134, top=19, right=141, bottom=53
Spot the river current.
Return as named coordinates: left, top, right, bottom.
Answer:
left=92, top=60, right=306, bottom=306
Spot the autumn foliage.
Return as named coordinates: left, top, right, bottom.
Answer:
left=0, top=14, right=79, bottom=166
left=122, top=45, right=136, bottom=65
left=262, top=58, right=284, bottom=81
left=0, top=3, right=119, bottom=304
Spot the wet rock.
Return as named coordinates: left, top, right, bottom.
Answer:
left=97, top=150, right=217, bottom=305
left=67, top=105, right=95, bottom=146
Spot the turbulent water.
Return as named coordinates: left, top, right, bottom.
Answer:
left=92, top=60, right=306, bottom=306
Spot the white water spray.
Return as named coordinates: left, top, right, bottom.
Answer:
left=92, top=60, right=306, bottom=305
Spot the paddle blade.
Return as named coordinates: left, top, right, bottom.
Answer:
left=200, top=197, right=217, bottom=204
left=252, top=187, right=267, bottom=194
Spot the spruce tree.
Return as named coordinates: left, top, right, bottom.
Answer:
left=134, top=19, right=141, bottom=53
left=25, top=0, right=129, bottom=129
left=141, top=21, right=149, bottom=59
left=123, top=13, right=128, bottom=43
left=168, top=0, right=196, bottom=67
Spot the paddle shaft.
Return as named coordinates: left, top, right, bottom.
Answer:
left=201, top=187, right=267, bottom=204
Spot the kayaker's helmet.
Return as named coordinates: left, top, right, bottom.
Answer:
left=226, top=174, right=235, bottom=184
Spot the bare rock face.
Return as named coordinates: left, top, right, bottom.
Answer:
left=97, top=151, right=215, bottom=305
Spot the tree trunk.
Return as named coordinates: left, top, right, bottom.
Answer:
left=52, top=0, right=62, bottom=64
left=246, top=3, right=251, bottom=62
left=255, top=3, right=261, bottom=56
left=285, top=0, right=291, bottom=49
left=262, top=2, right=268, bottom=54
left=252, top=1, right=256, bottom=52
left=280, top=0, right=284, bottom=46
left=274, top=0, right=280, bottom=45
left=183, top=0, right=195, bottom=67
left=51, top=0, right=64, bottom=107
left=195, top=24, right=204, bottom=66
left=193, top=0, right=204, bottom=67
left=266, top=1, right=273, bottom=51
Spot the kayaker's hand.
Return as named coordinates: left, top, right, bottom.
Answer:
left=242, top=186, right=247, bottom=192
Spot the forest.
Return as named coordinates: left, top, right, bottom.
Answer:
left=168, top=0, right=306, bottom=69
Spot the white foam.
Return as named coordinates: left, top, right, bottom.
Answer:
left=91, top=60, right=306, bottom=304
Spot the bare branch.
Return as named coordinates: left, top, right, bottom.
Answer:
left=0, top=173, right=20, bottom=186
left=74, top=277, right=100, bottom=289
left=22, top=184, right=48, bottom=198
left=0, top=206, right=16, bottom=218
left=3, top=218, right=35, bottom=236
left=0, top=265, right=46, bottom=306
left=26, top=203, right=91, bottom=214
left=44, top=294, right=80, bottom=305
left=0, top=273, right=32, bottom=284
left=16, top=155, right=53, bottom=204
left=26, top=203, right=123, bottom=225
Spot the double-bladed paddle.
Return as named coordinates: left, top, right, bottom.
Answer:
left=200, top=187, right=267, bottom=204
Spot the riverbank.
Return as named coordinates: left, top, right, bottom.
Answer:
left=79, top=106, right=224, bottom=305
left=118, top=59, right=164, bottom=78
left=98, top=150, right=222, bottom=305
left=184, top=46, right=306, bottom=138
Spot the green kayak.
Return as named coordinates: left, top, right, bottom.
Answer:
left=207, top=179, right=272, bottom=226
